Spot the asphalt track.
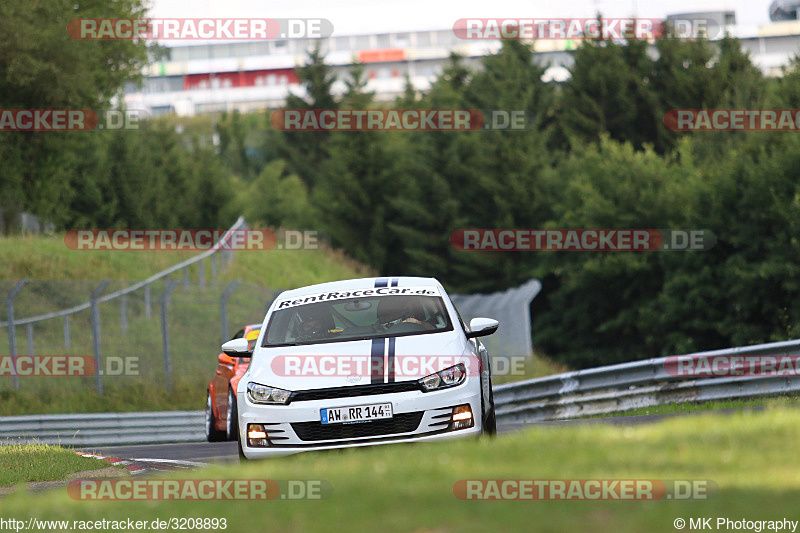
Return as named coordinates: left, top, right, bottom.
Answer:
left=76, top=407, right=780, bottom=464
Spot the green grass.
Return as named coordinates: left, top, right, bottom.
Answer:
left=0, top=445, right=113, bottom=487
left=4, top=407, right=800, bottom=531
left=0, top=233, right=373, bottom=415
left=0, top=233, right=372, bottom=285
left=585, top=395, right=800, bottom=419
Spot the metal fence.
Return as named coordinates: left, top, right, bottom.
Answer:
left=0, top=209, right=55, bottom=235
left=2, top=239, right=541, bottom=397
left=450, top=278, right=541, bottom=358
left=0, top=217, right=289, bottom=395
left=0, top=411, right=205, bottom=446
left=494, top=337, right=800, bottom=424
left=0, top=279, right=279, bottom=396
left=0, top=223, right=548, bottom=442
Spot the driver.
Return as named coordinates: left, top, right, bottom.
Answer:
left=376, top=297, right=434, bottom=330
left=295, top=306, right=335, bottom=341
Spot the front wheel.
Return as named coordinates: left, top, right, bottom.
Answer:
left=237, top=433, right=248, bottom=461
left=482, top=390, right=497, bottom=436
left=205, top=392, right=225, bottom=442
left=226, top=387, right=239, bottom=442
left=480, top=363, right=497, bottom=436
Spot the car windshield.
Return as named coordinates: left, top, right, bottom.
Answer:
left=263, top=295, right=453, bottom=347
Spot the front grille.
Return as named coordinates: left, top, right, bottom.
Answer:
left=290, top=381, right=421, bottom=403
left=291, top=412, right=424, bottom=441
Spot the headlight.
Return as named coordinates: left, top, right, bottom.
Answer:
left=418, top=363, right=467, bottom=392
left=247, top=382, right=292, bottom=404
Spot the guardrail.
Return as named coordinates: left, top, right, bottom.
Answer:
left=3, top=337, right=800, bottom=446
left=494, top=337, right=800, bottom=424
left=0, top=411, right=205, bottom=446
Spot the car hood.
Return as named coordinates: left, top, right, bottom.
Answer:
left=244, top=332, right=473, bottom=392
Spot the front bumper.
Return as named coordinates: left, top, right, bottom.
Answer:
left=237, top=381, right=482, bottom=458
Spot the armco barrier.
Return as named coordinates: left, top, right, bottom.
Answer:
left=0, top=411, right=204, bottom=446
left=494, top=338, right=800, bottom=424
left=4, top=329, right=800, bottom=446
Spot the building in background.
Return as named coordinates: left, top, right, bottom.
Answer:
left=123, top=12, right=800, bottom=117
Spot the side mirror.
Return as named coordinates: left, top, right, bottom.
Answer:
left=221, top=337, right=252, bottom=357
left=218, top=353, right=235, bottom=365
left=466, top=318, right=499, bottom=338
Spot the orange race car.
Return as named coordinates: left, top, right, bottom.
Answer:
left=205, top=324, right=261, bottom=442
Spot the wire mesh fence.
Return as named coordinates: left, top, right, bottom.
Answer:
left=1, top=273, right=540, bottom=413
left=450, top=278, right=541, bottom=359
left=0, top=279, right=279, bottom=400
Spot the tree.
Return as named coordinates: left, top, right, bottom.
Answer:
left=388, top=42, right=560, bottom=291
left=558, top=38, right=660, bottom=151
left=275, top=44, right=338, bottom=191
left=311, top=63, right=398, bottom=270
left=654, top=35, right=765, bottom=158
left=771, top=54, right=800, bottom=107
left=532, top=137, right=707, bottom=367
left=0, top=0, right=155, bottom=231
left=227, top=160, right=313, bottom=229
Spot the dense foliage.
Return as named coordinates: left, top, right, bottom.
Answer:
left=3, top=4, right=800, bottom=367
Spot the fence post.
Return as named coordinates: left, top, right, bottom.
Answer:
left=26, top=324, right=33, bottom=355
left=120, top=294, right=128, bottom=333
left=144, top=285, right=151, bottom=319
left=183, top=267, right=189, bottom=290
left=198, top=261, right=205, bottom=290
left=63, top=315, right=71, bottom=350
left=6, top=280, right=27, bottom=390
left=160, top=280, right=179, bottom=393
left=211, top=254, right=218, bottom=280
left=220, top=280, right=241, bottom=344
left=91, top=280, right=110, bottom=396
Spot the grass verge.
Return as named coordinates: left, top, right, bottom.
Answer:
left=0, top=445, right=115, bottom=488
left=3, top=406, right=800, bottom=532
left=584, top=395, right=800, bottom=418
left=0, top=233, right=372, bottom=285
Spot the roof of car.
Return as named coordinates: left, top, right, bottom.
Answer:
left=277, top=277, right=440, bottom=300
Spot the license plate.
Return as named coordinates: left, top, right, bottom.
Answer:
left=320, top=403, right=393, bottom=424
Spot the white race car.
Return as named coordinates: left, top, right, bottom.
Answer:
left=222, top=276, right=499, bottom=459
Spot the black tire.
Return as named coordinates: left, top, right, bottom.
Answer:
left=237, top=433, right=248, bottom=461
left=226, top=387, right=239, bottom=442
left=205, top=391, right=226, bottom=442
left=480, top=360, right=497, bottom=436
left=482, top=385, right=497, bottom=436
